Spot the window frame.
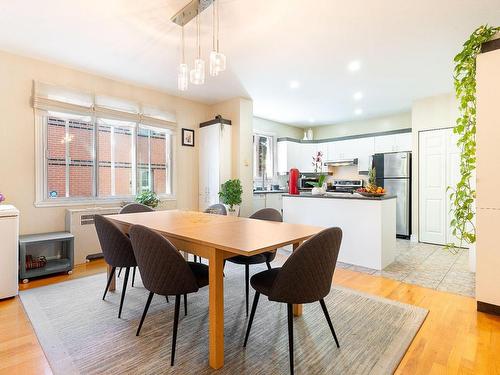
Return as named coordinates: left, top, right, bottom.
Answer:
left=35, top=110, right=176, bottom=207
left=252, top=132, right=275, bottom=181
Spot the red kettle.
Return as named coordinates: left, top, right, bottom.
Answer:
left=288, top=168, right=299, bottom=195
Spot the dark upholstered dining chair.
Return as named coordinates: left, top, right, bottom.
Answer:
left=94, top=215, right=137, bottom=318
left=192, top=204, right=228, bottom=264
left=204, top=203, right=227, bottom=215
left=243, top=227, right=343, bottom=375
left=129, top=225, right=209, bottom=366
left=226, top=208, right=282, bottom=316
left=118, top=203, right=154, bottom=287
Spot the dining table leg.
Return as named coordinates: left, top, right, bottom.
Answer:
left=107, top=264, right=116, bottom=292
left=292, top=242, right=303, bottom=317
left=208, top=249, right=225, bottom=369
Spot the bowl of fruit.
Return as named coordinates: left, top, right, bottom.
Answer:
left=356, top=185, right=386, bottom=197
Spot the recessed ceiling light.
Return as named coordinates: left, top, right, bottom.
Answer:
left=353, top=91, right=363, bottom=101
left=308, top=118, right=315, bottom=123
left=354, top=108, right=363, bottom=115
left=347, top=60, right=361, bottom=72
left=289, top=80, right=300, bottom=89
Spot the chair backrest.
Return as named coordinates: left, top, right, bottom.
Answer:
left=120, top=203, right=154, bottom=214
left=204, top=204, right=227, bottom=215
left=268, top=227, right=342, bottom=304
left=129, top=225, right=199, bottom=295
left=250, top=208, right=282, bottom=222
left=94, top=215, right=136, bottom=267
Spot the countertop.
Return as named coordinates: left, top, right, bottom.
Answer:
left=282, top=192, right=396, bottom=201
left=253, top=190, right=287, bottom=194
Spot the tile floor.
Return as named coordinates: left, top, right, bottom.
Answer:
left=336, top=240, right=475, bottom=297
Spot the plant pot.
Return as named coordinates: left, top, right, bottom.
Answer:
left=226, top=205, right=240, bottom=217
left=311, top=187, right=325, bottom=196
left=468, top=243, right=476, bottom=273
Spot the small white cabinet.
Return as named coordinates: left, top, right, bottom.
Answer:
left=252, top=193, right=267, bottom=212
left=252, top=193, right=283, bottom=213
left=374, top=133, right=411, bottom=153
left=278, top=141, right=318, bottom=173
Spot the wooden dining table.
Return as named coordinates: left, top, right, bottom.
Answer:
left=106, top=209, right=324, bottom=370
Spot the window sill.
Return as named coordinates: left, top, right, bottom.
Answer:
left=34, top=196, right=176, bottom=208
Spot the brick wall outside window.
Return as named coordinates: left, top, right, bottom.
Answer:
left=46, top=115, right=170, bottom=199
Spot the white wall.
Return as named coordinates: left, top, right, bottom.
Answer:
left=0, top=50, right=209, bottom=234
left=311, top=112, right=411, bottom=139
left=411, top=92, right=459, bottom=240
left=253, top=117, right=303, bottom=139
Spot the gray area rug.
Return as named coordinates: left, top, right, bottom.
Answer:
left=20, top=262, right=427, bottom=375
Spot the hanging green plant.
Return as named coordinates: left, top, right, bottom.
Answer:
left=449, top=25, right=499, bottom=247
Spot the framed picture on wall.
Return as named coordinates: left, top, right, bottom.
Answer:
left=181, top=128, right=195, bottom=147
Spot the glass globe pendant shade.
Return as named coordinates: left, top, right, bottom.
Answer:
left=190, top=58, right=205, bottom=85
left=177, top=63, right=188, bottom=91
left=209, top=50, right=227, bottom=76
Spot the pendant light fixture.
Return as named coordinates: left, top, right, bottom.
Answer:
left=190, top=14, right=205, bottom=85
left=172, top=0, right=226, bottom=90
left=177, top=26, right=188, bottom=91
left=209, top=0, right=226, bottom=76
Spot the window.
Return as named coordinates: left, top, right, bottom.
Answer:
left=34, top=82, right=176, bottom=206
left=253, top=134, right=274, bottom=179
left=41, top=112, right=173, bottom=204
left=46, top=113, right=95, bottom=199
left=137, top=126, right=172, bottom=195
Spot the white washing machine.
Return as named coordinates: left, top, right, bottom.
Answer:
left=0, top=205, right=19, bottom=299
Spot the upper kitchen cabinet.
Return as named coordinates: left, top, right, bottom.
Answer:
left=277, top=140, right=318, bottom=173
left=326, top=137, right=374, bottom=172
left=374, top=133, right=412, bottom=153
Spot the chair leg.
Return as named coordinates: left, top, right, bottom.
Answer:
left=266, top=261, right=272, bottom=270
left=171, top=295, right=181, bottom=366
left=245, top=264, right=250, bottom=317
left=118, top=267, right=130, bottom=318
left=166, top=295, right=169, bottom=303
left=118, top=267, right=122, bottom=277
left=132, top=267, right=136, bottom=287
left=243, top=291, right=260, bottom=347
left=287, top=303, right=295, bottom=375
left=319, top=299, right=340, bottom=348
left=136, top=292, right=154, bottom=336
left=183, top=294, right=187, bottom=316
left=103, top=266, right=116, bottom=300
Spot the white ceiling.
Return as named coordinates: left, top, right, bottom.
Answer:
left=0, top=0, right=499, bottom=126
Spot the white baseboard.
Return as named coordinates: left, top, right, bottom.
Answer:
left=410, top=234, right=419, bottom=243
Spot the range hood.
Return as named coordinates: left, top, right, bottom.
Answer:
left=324, top=158, right=358, bottom=167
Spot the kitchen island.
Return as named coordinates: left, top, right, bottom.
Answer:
left=283, top=193, right=396, bottom=270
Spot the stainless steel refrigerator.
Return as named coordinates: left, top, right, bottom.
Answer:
left=373, top=152, right=411, bottom=239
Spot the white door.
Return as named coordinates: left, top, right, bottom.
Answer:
left=419, top=128, right=460, bottom=245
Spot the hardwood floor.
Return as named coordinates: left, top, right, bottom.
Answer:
left=1, top=259, right=499, bottom=375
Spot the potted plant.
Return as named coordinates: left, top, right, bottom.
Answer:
left=219, top=179, right=243, bottom=216
left=309, top=151, right=326, bottom=195
left=135, top=190, right=159, bottom=208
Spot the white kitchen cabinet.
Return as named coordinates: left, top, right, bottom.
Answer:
left=277, top=141, right=317, bottom=174
left=252, top=193, right=283, bottom=213
left=374, top=133, right=412, bottom=153
left=252, top=193, right=267, bottom=212
left=326, top=137, right=374, bottom=172
left=356, top=137, right=375, bottom=172
left=265, top=193, right=283, bottom=212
